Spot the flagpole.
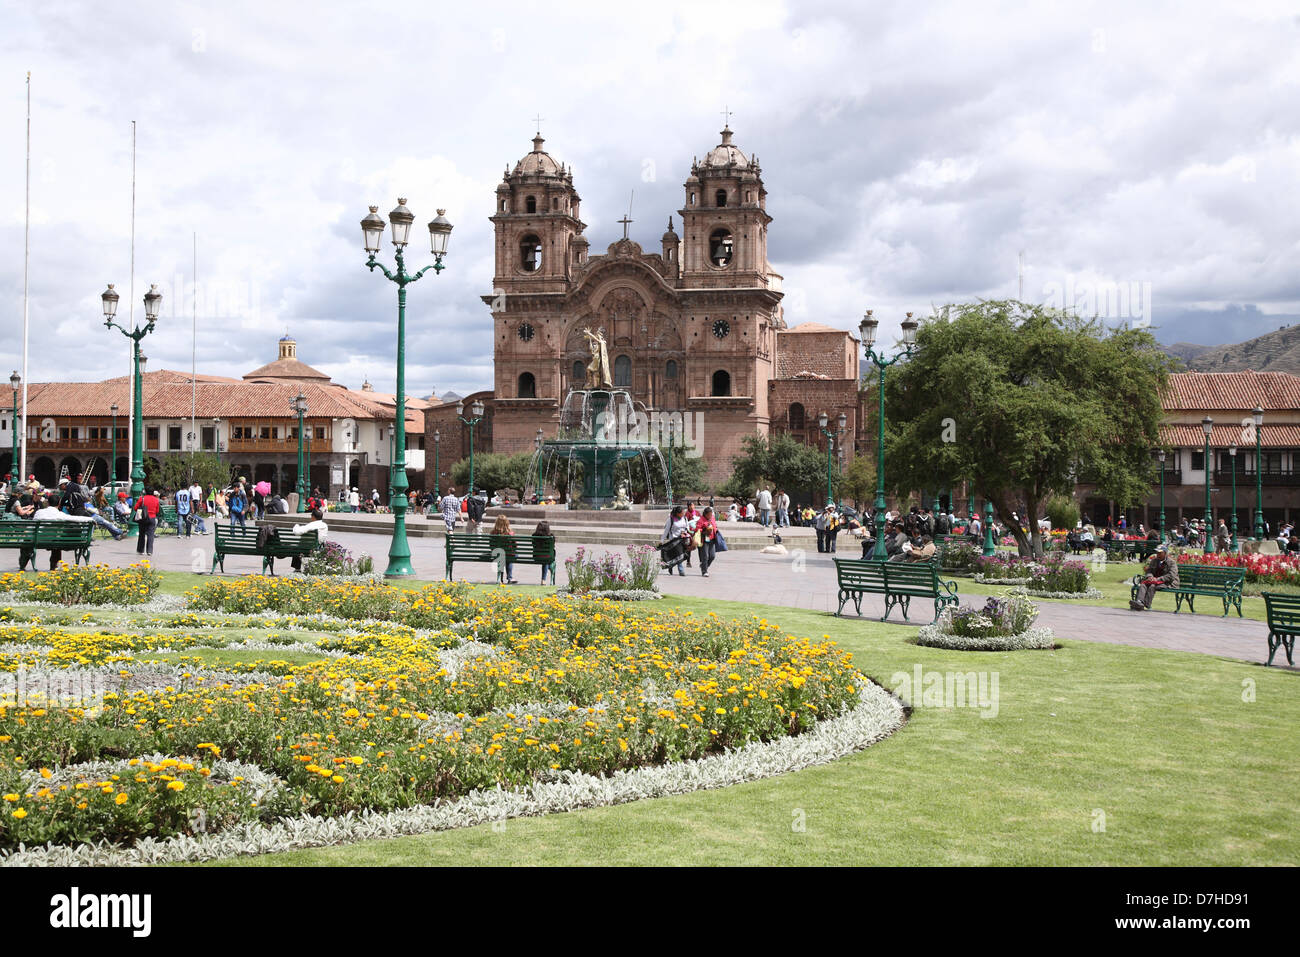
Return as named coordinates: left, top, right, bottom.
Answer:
left=20, top=72, right=31, bottom=481
left=126, top=120, right=136, bottom=486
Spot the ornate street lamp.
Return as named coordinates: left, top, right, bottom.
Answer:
left=983, top=499, right=996, bottom=557
left=457, top=400, right=485, bottom=499
left=360, top=200, right=453, bottom=577
left=433, top=430, right=440, bottom=498
left=859, top=309, right=918, bottom=559
left=291, top=392, right=308, bottom=512
left=1157, top=447, right=1167, bottom=543
left=1253, top=405, right=1264, bottom=539
left=1202, top=415, right=1215, bottom=555
left=1228, top=442, right=1238, bottom=552
left=102, top=283, right=161, bottom=536
left=665, top=417, right=675, bottom=501
left=817, top=411, right=835, bottom=507
left=535, top=428, right=544, bottom=504
left=9, top=371, right=20, bottom=493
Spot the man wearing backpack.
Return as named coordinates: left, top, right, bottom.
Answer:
left=466, top=490, right=486, bottom=535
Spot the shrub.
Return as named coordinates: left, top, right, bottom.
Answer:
left=0, top=563, right=161, bottom=606
left=974, top=554, right=1093, bottom=593
left=301, top=541, right=374, bottom=577
left=940, top=541, right=980, bottom=572
left=563, top=548, right=658, bottom=594
left=917, top=594, right=1054, bottom=650
left=1045, top=494, right=1080, bottom=532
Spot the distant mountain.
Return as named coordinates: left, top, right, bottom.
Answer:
left=1162, top=324, right=1300, bottom=375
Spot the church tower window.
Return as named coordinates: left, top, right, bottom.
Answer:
left=518, top=372, right=536, bottom=398
left=614, top=355, right=632, bottom=387
left=709, top=229, right=733, bottom=268
left=715, top=189, right=727, bottom=207
left=665, top=360, right=678, bottom=379
left=526, top=195, right=537, bottom=213
left=520, top=235, right=542, bottom=272
left=711, top=370, right=731, bottom=396
left=572, top=360, right=585, bottom=385
left=788, top=402, right=805, bottom=430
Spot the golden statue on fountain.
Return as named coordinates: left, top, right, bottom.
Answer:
left=582, top=326, right=612, bottom=389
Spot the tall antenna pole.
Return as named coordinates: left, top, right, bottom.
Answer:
left=20, top=73, right=31, bottom=481
left=126, top=121, right=136, bottom=482
left=1018, top=249, right=1024, bottom=301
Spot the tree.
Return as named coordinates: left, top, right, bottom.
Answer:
left=720, top=433, right=827, bottom=506
left=449, top=452, right=534, bottom=500
left=838, top=454, right=877, bottom=510
left=143, top=452, right=230, bottom=493
left=883, top=301, right=1174, bottom=557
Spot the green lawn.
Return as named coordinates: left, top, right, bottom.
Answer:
left=197, top=589, right=1297, bottom=867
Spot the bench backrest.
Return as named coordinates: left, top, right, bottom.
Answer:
left=0, top=522, right=37, bottom=544
left=882, top=561, right=940, bottom=591
left=33, top=522, right=93, bottom=545
left=1179, top=564, right=1244, bottom=588
left=1262, top=592, right=1300, bottom=630
left=215, top=524, right=317, bottom=551
left=447, top=533, right=554, bottom=561
left=833, top=558, right=888, bottom=589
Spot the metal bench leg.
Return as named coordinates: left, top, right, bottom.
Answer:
left=899, top=595, right=911, bottom=621
left=880, top=594, right=896, bottom=622
left=835, top=589, right=847, bottom=616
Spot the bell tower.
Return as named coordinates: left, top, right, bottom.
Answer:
left=490, top=133, right=587, bottom=295
left=678, top=125, right=773, bottom=287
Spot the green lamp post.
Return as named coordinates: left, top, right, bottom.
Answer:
left=982, top=499, right=996, bottom=557
left=291, top=391, right=308, bottom=512
left=1252, top=405, right=1264, bottom=539
left=1157, top=447, right=1167, bottom=543
left=360, top=200, right=453, bottom=578
left=859, top=310, right=919, bottom=559
left=817, top=411, right=846, bottom=507
left=9, top=371, right=21, bottom=493
left=665, top=418, right=675, bottom=502
left=457, top=399, right=485, bottom=499
left=432, top=430, right=440, bottom=498
left=1201, top=415, right=1215, bottom=555
left=535, top=428, right=544, bottom=504
left=1228, top=442, right=1238, bottom=552
left=102, top=282, right=162, bottom=537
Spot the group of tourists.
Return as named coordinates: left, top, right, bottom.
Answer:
left=432, top=487, right=555, bottom=584
left=2, top=473, right=130, bottom=568
left=660, top=503, right=721, bottom=577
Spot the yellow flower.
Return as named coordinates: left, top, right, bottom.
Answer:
left=2, top=794, right=17, bottom=802
left=331, top=775, right=345, bottom=783
left=115, top=793, right=129, bottom=805
left=166, top=781, right=186, bottom=792
left=12, top=808, right=26, bottom=819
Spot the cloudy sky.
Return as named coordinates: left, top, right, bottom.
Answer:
left=2, top=0, right=1297, bottom=396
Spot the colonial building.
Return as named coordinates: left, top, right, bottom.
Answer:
left=3, top=336, right=436, bottom=497
left=459, top=127, right=863, bottom=487
left=1077, top=371, right=1300, bottom=531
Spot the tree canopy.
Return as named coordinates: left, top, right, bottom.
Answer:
left=719, top=433, right=831, bottom=506
left=882, top=301, right=1175, bottom=556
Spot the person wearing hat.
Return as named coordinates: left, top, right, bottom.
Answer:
left=1131, top=543, right=1180, bottom=611
left=348, top=487, right=360, bottom=512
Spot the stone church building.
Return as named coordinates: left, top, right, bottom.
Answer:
left=427, top=126, right=863, bottom=489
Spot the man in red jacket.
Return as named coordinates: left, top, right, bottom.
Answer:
left=135, top=488, right=161, bottom=557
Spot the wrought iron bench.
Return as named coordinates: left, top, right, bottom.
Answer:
left=211, top=524, right=318, bottom=575
left=833, top=558, right=959, bottom=623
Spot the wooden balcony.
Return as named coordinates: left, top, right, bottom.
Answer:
left=1214, top=468, right=1300, bottom=487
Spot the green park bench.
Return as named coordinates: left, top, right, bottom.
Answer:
left=1101, top=540, right=1140, bottom=561
left=833, top=557, right=959, bottom=623
left=1261, top=592, right=1299, bottom=667
left=1129, top=563, right=1244, bottom=617
left=211, top=524, right=318, bottom=575
left=157, top=505, right=178, bottom=531
left=445, top=533, right=555, bottom=582
left=0, top=520, right=94, bottom=568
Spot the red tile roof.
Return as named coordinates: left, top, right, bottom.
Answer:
left=1162, top=371, right=1300, bottom=411
left=1160, top=423, right=1300, bottom=449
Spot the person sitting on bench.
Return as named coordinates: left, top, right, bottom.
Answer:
left=289, top=509, right=328, bottom=571
left=1130, top=544, right=1179, bottom=611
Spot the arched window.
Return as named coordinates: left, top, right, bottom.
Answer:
left=572, top=360, right=585, bottom=385
left=525, top=195, right=537, bottom=214
left=711, top=370, right=731, bottom=397
left=499, top=199, right=506, bottom=212
left=709, top=228, right=733, bottom=268
left=665, top=360, right=678, bottom=380
left=517, top=372, right=536, bottom=399
left=788, top=402, right=805, bottom=430
left=520, top=235, right=542, bottom=272
left=552, top=197, right=559, bottom=210
left=614, top=355, right=632, bottom=387
left=715, top=189, right=727, bottom=207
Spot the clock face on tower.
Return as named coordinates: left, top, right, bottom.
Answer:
left=518, top=322, right=535, bottom=342
left=712, top=319, right=730, bottom=340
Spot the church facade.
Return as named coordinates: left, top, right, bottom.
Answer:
left=466, top=126, right=863, bottom=488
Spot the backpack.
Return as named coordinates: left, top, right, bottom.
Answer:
left=467, top=496, right=486, bottom=522
left=256, top=524, right=280, bottom=549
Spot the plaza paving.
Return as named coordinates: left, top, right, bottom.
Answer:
left=59, top=512, right=1287, bottom=669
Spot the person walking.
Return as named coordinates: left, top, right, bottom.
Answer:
left=1214, top=519, right=1232, bottom=554
left=134, top=488, right=161, bottom=557
left=440, top=487, right=460, bottom=534
left=757, top=487, right=772, bottom=527
left=465, top=490, right=487, bottom=535
left=661, top=505, right=690, bottom=576
left=490, top=514, right=518, bottom=584
left=1131, top=544, right=1180, bottom=611
left=695, top=506, right=719, bottom=577
left=175, top=485, right=192, bottom=538
left=228, top=484, right=247, bottom=529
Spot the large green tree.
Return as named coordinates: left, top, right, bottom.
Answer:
left=449, top=451, right=534, bottom=500
left=883, top=301, right=1174, bottom=557
left=143, top=452, right=231, bottom=494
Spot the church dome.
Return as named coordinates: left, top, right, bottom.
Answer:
left=702, top=127, right=749, bottom=168
left=662, top=217, right=678, bottom=242
left=514, top=135, right=562, bottom=176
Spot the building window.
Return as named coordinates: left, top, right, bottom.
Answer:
left=146, top=426, right=160, bottom=450
left=788, top=402, right=805, bottom=430
left=526, top=195, right=537, bottom=214
left=499, top=199, right=506, bottom=212
left=168, top=426, right=183, bottom=450
left=314, top=427, right=326, bottom=440
left=201, top=426, right=215, bottom=450
left=614, top=355, right=632, bottom=387
left=665, top=360, right=678, bottom=380
left=689, top=191, right=695, bottom=205
left=552, top=197, right=559, bottom=210
left=520, top=234, right=542, bottom=272
left=518, top=372, right=537, bottom=398
left=711, top=370, right=731, bottom=397
left=1191, top=450, right=1205, bottom=471
left=715, top=189, right=727, bottom=207
left=709, top=228, right=733, bottom=267
left=572, top=360, right=585, bottom=385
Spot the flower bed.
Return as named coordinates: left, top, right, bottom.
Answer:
left=1177, top=552, right=1300, bottom=586
left=0, top=562, right=161, bottom=607
left=939, top=541, right=981, bottom=574
left=562, top=546, right=659, bottom=595
left=1007, top=585, right=1104, bottom=600
left=301, top=541, right=374, bottom=577
left=0, top=574, right=877, bottom=855
left=916, top=594, right=1056, bottom=651
left=972, top=554, right=1093, bottom=594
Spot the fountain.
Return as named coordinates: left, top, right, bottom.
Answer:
left=529, top=328, right=673, bottom=509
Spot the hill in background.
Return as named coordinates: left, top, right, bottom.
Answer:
left=1162, top=324, right=1300, bottom=374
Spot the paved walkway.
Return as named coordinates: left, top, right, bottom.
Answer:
left=61, top=521, right=1291, bottom=668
